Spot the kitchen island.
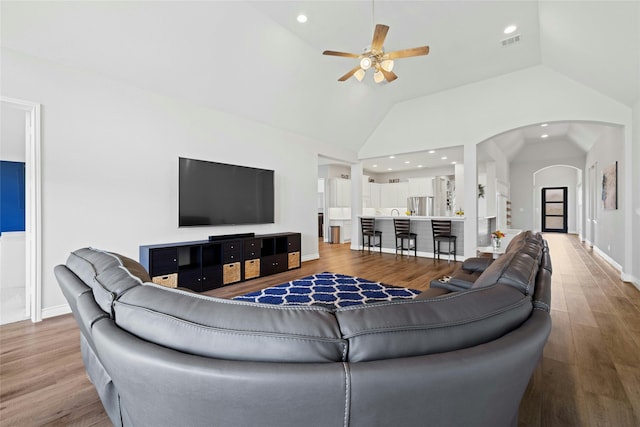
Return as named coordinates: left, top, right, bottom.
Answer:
left=358, top=216, right=466, bottom=259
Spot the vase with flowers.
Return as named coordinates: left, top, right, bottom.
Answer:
left=491, top=230, right=506, bottom=249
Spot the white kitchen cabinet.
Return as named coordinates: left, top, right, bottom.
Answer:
left=370, top=183, right=381, bottom=208
left=378, top=182, right=409, bottom=208
left=396, top=182, right=409, bottom=207
left=329, top=178, right=351, bottom=207
left=362, top=179, right=371, bottom=208
left=408, top=177, right=434, bottom=197
left=379, top=183, right=395, bottom=208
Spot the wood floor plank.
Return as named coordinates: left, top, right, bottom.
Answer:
left=584, top=391, right=638, bottom=427
left=564, top=290, right=599, bottom=328
left=543, top=310, right=577, bottom=364
left=615, top=363, right=640, bottom=423
left=1, top=235, right=639, bottom=426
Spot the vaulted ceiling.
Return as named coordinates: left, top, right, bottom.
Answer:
left=2, top=1, right=638, bottom=160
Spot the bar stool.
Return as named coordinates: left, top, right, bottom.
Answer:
left=431, top=220, right=457, bottom=262
left=393, top=218, right=417, bottom=256
left=360, top=217, right=382, bottom=253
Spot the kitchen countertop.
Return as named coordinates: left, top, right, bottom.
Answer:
left=363, top=215, right=466, bottom=221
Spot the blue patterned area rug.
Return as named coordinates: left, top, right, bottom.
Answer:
left=232, top=272, right=421, bottom=310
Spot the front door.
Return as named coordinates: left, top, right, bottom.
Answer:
left=541, top=187, right=568, bottom=233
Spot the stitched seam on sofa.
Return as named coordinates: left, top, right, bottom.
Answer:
left=89, top=313, right=109, bottom=329
left=340, top=297, right=531, bottom=338
left=89, top=247, right=125, bottom=268
left=115, top=301, right=346, bottom=343
left=533, top=301, right=550, bottom=312
left=336, top=284, right=504, bottom=311
left=525, top=266, right=536, bottom=295
left=114, top=265, right=144, bottom=285
left=342, top=362, right=351, bottom=427
left=68, top=251, right=98, bottom=277
left=142, top=282, right=336, bottom=312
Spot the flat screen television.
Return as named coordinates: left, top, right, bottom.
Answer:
left=178, top=157, right=274, bottom=226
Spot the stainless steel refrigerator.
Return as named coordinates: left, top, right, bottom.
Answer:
left=407, top=196, right=434, bottom=216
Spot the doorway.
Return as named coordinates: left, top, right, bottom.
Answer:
left=0, top=97, right=42, bottom=323
left=541, top=187, right=568, bottom=233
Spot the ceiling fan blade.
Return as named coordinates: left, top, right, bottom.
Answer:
left=384, top=46, right=430, bottom=60
left=338, top=66, right=362, bottom=82
left=376, top=64, right=398, bottom=83
left=371, top=24, right=389, bottom=52
left=323, top=50, right=360, bottom=58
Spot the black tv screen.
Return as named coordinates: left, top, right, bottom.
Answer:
left=179, top=157, right=274, bottom=226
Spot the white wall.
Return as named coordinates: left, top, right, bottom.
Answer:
left=510, top=139, right=586, bottom=231
left=362, top=66, right=631, bottom=158
left=533, top=166, right=579, bottom=233
left=1, top=49, right=357, bottom=313
left=586, top=126, right=626, bottom=269
left=369, top=165, right=454, bottom=183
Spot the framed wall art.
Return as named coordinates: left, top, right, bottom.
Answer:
left=601, top=161, right=618, bottom=210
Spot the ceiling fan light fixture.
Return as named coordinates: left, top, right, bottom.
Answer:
left=323, top=24, right=429, bottom=83
left=360, top=57, right=372, bottom=70
left=381, top=59, right=394, bottom=72
left=354, top=68, right=366, bottom=81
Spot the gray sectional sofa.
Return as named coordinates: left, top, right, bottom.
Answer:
left=55, top=231, right=551, bottom=427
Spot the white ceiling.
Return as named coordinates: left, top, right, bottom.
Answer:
left=2, top=1, right=638, bottom=165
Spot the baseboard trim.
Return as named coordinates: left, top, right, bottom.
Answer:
left=592, top=246, right=623, bottom=272
left=42, top=303, right=71, bottom=319
left=302, top=253, right=319, bottom=262
left=621, top=273, right=640, bottom=291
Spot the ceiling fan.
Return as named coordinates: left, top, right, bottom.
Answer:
left=323, top=24, right=429, bottom=83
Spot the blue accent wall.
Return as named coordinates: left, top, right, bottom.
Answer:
left=0, top=161, right=26, bottom=235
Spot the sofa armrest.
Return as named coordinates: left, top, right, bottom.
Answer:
left=414, top=287, right=451, bottom=299
left=430, top=278, right=472, bottom=292
left=462, top=257, right=494, bottom=273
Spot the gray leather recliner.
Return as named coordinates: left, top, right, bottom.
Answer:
left=55, top=235, right=551, bottom=427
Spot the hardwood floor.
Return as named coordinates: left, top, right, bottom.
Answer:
left=1, top=235, right=638, bottom=426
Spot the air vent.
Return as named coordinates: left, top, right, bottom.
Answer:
left=501, top=34, right=522, bottom=47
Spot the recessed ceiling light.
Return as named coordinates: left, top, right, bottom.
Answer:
left=417, top=165, right=423, bottom=168
left=451, top=161, right=457, bottom=165
left=441, top=156, right=447, bottom=160
left=540, top=123, right=548, bottom=127
left=389, top=155, right=395, bottom=159
left=541, top=134, right=549, bottom=138
left=428, top=150, right=436, bottom=154
left=404, top=161, right=410, bottom=164
left=504, top=25, right=517, bottom=34
left=372, top=164, right=378, bottom=168
left=387, top=168, right=393, bottom=171
left=296, top=14, right=308, bottom=23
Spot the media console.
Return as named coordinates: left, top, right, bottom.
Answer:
left=139, top=232, right=301, bottom=292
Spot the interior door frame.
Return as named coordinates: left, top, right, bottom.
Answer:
left=541, top=186, right=568, bottom=233
left=1, top=97, right=42, bottom=322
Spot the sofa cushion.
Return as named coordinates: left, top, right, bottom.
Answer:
left=471, top=250, right=539, bottom=296
left=66, top=248, right=146, bottom=315
left=461, top=257, right=494, bottom=273
left=114, top=284, right=347, bottom=363
left=495, top=252, right=540, bottom=295
left=469, top=251, right=517, bottom=289
left=507, top=239, right=543, bottom=262
left=336, top=285, right=532, bottom=362
left=504, top=231, right=526, bottom=252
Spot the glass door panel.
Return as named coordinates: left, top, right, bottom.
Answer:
left=542, top=187, right=567, bottom=233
